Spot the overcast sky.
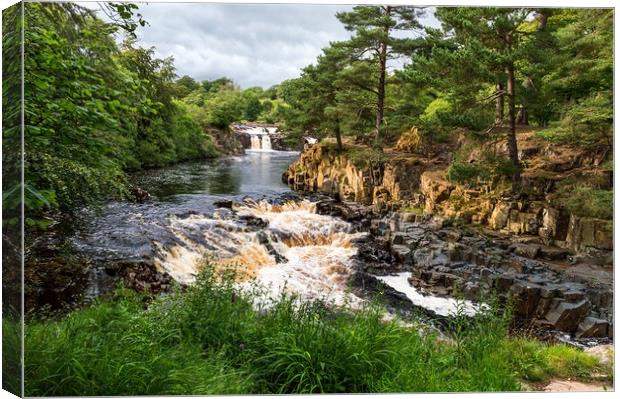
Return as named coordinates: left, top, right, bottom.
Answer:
left=88, top=2, right=439, bottom=88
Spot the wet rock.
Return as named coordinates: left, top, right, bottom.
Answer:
left=239, top=214, right=268, bottom=230
left=121, top=262, right=173, bottom=294
left=129, top=185, right=151, bottom=203
left=576, top=317, right=610, bottom=339
left=256, top=231, right=288, bottom=263
left=213, top=199, right=233, bottom=209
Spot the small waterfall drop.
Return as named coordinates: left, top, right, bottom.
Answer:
left=261, top=135, right=272, bottom=150
left=250, top=135, right=261, bottom=150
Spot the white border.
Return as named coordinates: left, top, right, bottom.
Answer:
left=0, top=1, right=617, bottom=399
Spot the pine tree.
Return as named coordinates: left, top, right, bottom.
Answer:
left=336, top=6, right=425, bottom=144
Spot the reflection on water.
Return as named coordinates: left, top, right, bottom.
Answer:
left=132, top=150, right=299, bottom=200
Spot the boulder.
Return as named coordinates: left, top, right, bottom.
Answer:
left=575, top=317, right=610, bottom=338
left=488, top=201, right=512, bottom=230
left=544, top=299, right=590, bottom=332
left=213, top=199, right=233, bottom=209
left=510, top=243, right=541, bottom=259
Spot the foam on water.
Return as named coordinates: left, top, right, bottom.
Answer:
left=376, top=273, right=483, bottom=317
left=151, top=199, right=365, bottom=307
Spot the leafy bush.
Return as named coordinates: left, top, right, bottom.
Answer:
left=447, top=150, right=517, bottom=186
left=557, top=185, right=613, bottom=220
left=537, top=92, right=612, bottom=146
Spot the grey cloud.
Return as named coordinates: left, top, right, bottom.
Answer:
left=81, top=2, right=440, bottom=88
left=131, top=3, right=354, bottom=88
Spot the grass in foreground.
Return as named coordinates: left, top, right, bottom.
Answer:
left=23, top=270, right=609, bottom=395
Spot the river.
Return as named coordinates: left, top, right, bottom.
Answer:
left=71, top=149, right=478, bottom=316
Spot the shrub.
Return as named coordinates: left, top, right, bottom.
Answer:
left=537, top=92, right=612, bottom=147
left=447, top=147, right=518, bottom=186
left=557, top=185, right=613, bottom=219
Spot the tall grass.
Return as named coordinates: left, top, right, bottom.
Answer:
left=23, top=269, right=607, bottom=395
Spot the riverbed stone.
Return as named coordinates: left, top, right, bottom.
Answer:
left=510, top=243, right=541, bottom=259
left=575, top=317, right=610, bottom=338
left=544, top=299, right=590, bottom=332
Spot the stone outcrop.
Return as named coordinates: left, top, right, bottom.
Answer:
left=283, top=145, right=435, bottom=205
left=284, top=144, right=612, bottom=261
left=342, top=205, right=613, bottom=339
left=419, top=171, right=612, bottom=261
left=208, top=127, right=245, bottom=155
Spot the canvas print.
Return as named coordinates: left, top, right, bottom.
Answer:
left=1, top=1, right=614, bottom=396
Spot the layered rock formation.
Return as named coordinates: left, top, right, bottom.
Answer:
left=283, top=142, right=612, bottom=260
left=284, top=137, right=613, bottom=339
left=315, top=199, right=613, bottom=340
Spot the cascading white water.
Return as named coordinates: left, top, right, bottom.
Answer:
left=250, top=135, right=261, bottom=150
left=153, top=200, right=366, bottom=307
left=261, top=135, right=272, bottom=150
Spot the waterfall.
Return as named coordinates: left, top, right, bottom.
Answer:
left=261, top=135, right=272, bottom=150
left=250, top=135, right=261, bottom=150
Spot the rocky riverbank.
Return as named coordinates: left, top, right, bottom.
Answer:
left=283, top=132, right=613, bottom=341
left=312, top=198, right=613, bottom=342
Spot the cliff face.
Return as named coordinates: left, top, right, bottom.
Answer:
left=283, top=145, right=438, bottom=205
left=283, top=139, right=612, bottom=260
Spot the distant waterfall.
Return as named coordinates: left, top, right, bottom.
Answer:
left=261, top=135, right=272, bottom=150
left=250, top=135, right=261, bottom=150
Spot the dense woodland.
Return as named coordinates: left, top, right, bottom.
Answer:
left=2, top=3, right=613, bottom=229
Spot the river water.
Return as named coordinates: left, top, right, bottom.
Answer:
left=72, top=149, right=479, bottom=316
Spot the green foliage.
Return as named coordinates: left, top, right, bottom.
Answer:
left=8, top=3, right=220, bottom=227
left=24, top=288, right=251, bottom=396
left=447, top=149, right=518, bottom=186
left=24, top=267, right=606, bottom=395
left=345, top=147, right=388, bottom=168
left=537, top=92, right=612, bottom=146
left=502, top=338, right=609, bottom=382
left=556, top=185, right=613, bottom=220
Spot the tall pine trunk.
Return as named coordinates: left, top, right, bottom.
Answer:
left=495, top=82, right=504, bottom=125
left=374, top=6, right=391, bottom=143
left=335, top=119, right=343, bottom=151
left=506, top=63, right=521, bottom=192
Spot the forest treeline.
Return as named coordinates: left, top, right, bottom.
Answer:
left=2, top=3, right=613, bottom=228
left=278, top=6, right=612, bottom=189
